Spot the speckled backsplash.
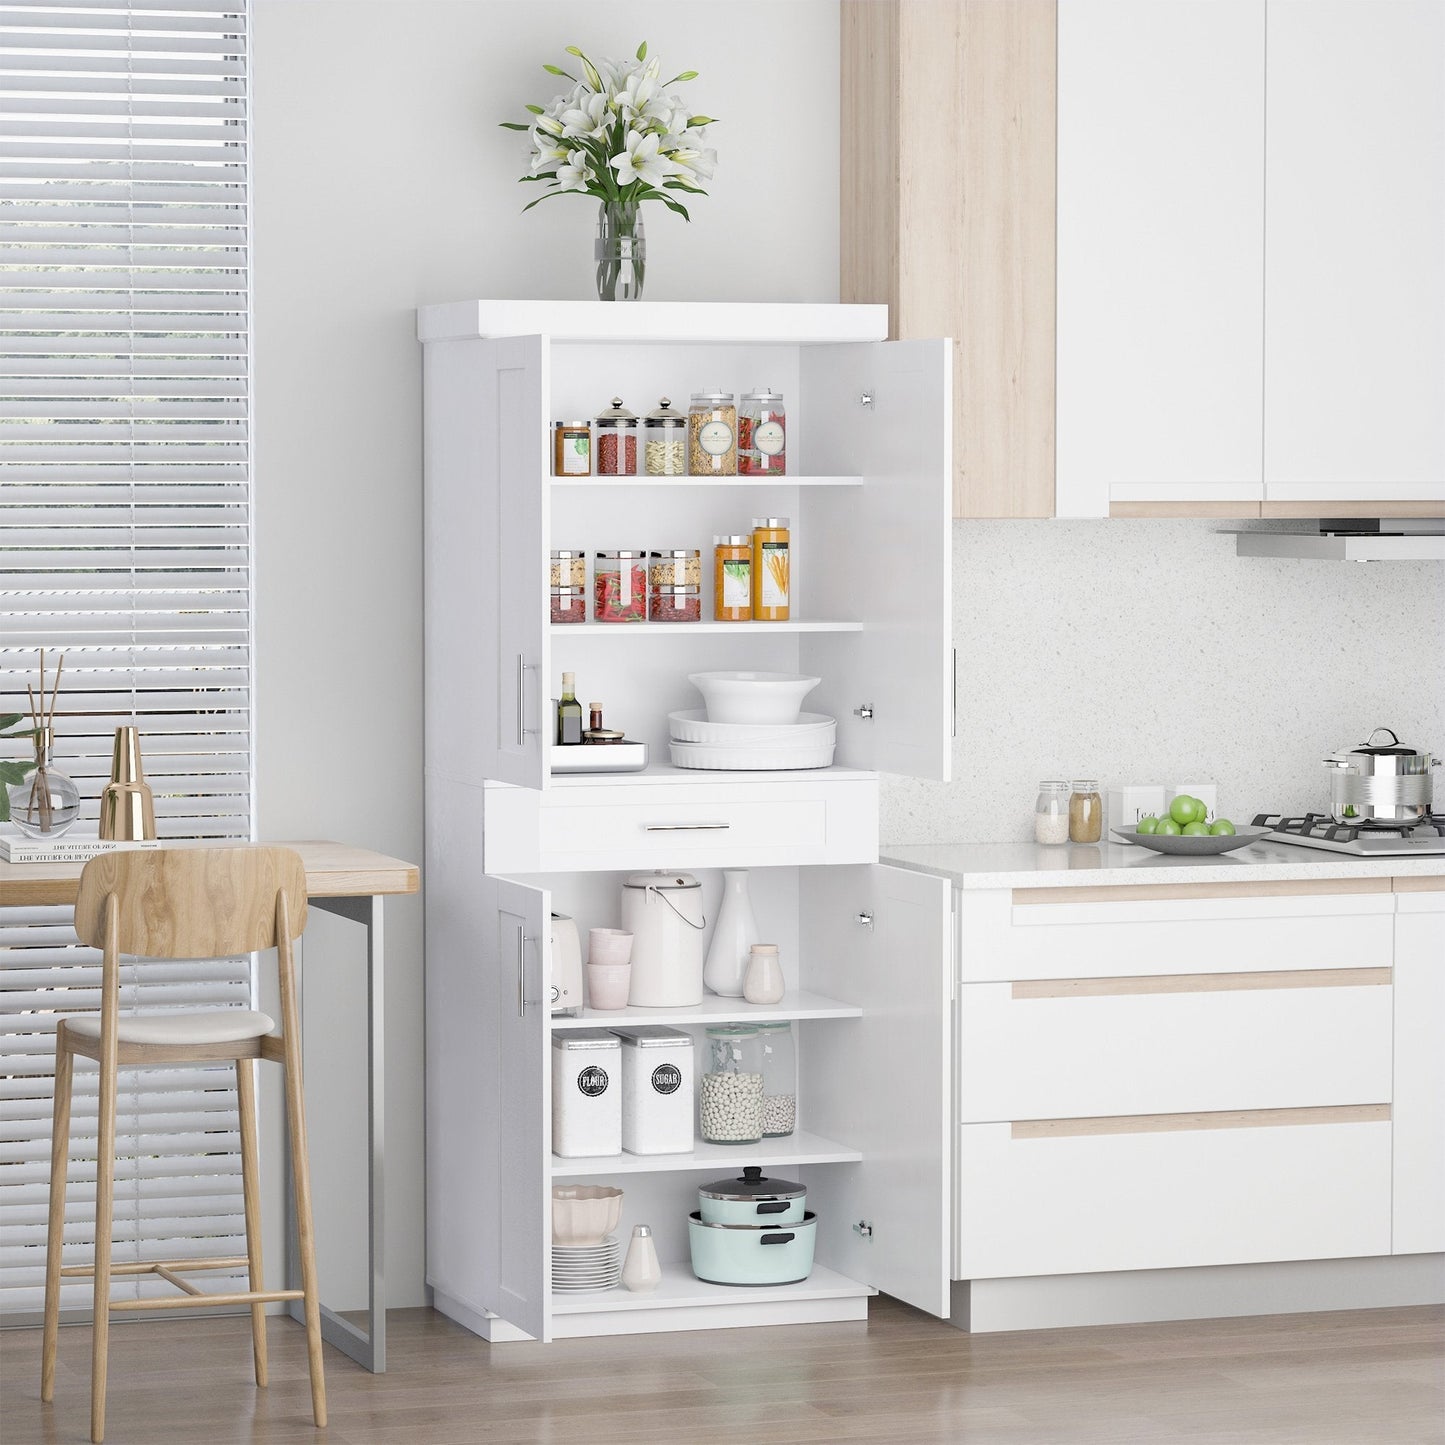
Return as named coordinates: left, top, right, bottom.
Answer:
left=879, top=519, right=1445, bottom=847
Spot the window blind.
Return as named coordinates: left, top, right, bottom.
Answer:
left=0, top=0, right=252, bottom=1315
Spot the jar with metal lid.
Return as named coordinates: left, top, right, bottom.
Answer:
left=688, top=390, right=737, bottom=475
left=756, top=1021, right=796, bottom=1138
left=550, top=1029, right=622, bottom=1157
left=594, top=549, right=646, bottom=622
left=699, top=1026, right=764, bottom=1144
left=1069, top=779, right=1103, bottom=843
left=552, top=420, right=591, bottom=476
left=643, top=397, right=687, bottom=476
left=550, top=549, right=587, bottom=624
left=594, top=397, right=639, bottom=476
left=648, top=549, right=701, bottom=622
left=751, top=517, right=790, bottom=621
left=712, top=535, right=752, bottom=622
left=1034, top=780, right=1071, bottom=845
left=612, top=1025, right=694, bottom=1155
left=739, top=388, right=786, bottom=475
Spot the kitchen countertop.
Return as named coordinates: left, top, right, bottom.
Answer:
left=880, top=840, right=1445, bottom=890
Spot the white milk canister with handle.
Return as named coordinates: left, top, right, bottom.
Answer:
left=621, top=871, right=708, bottom=1006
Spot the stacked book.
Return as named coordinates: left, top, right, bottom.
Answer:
left=0, top=832, right=160, bottom=865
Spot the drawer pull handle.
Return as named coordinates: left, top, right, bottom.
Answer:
left=1012, top=1103, right=1390, bottom=1140
left=1012, top=967, right=1391, bottom=1000
left=642, top=822, right=731, bottom=832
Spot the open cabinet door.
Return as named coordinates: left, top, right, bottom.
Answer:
left=423, top=333, right=548, bottom=790
left=801, top=864, right=953, bottom=1317
left=489, top=875, right=552, bottom=1340
left=800, top=338, right=953, bottom=781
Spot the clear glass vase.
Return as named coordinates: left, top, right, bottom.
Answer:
left=595, top=201, right=645, bottom=302
left=7, top=729, right=81, bottom=837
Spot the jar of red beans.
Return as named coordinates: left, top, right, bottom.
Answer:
left=739, top=388, right=786, bottom=475
left=648, top=549, right=702, bottom=622
left=594, top=550, right=647, bottom=622
left=594, top=397, right=639, bottom=477
left=550, top=549, right=586, bottom=624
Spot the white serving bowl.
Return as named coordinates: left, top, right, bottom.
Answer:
left=686, top=672, right=822, bottom=726
left=667, top=709, right=836, bottom=744
left=551, top=1185, right=623, bottom=1246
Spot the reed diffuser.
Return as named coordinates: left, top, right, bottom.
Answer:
left=5, top=650, right=81, bottom=837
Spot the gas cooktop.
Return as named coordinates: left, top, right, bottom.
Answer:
left=1253, top=813, right=1445, bottom=857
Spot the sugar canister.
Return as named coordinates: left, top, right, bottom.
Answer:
left=612, top=1025, right=695, bottom=1155
left=550, top=1029, right=622, bottom=1157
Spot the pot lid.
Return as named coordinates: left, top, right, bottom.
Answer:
left=699, top=1165, right=805, bottom=1201
left=1350, top=727, right=1418, bottom=756
left=623, top=871, right=701, bottom=890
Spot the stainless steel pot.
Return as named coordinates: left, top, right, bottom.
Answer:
left=1323, top=728, right=1438, bottom=826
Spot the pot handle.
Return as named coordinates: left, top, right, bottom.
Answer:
left=1365, top=727, right=1400, bottom=746
left=760, top=1232, right=796, bottom=1246
left=755, top=1201, right=791, bottom=1215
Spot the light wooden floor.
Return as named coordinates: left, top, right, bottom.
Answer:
left=2, top=1299, right=1441, bottom=1444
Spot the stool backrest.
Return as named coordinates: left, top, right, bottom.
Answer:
left=74, top=846, right=309, bottom=958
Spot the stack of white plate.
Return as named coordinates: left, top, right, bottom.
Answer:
left=551, top=1236, right=623, bottom=1293
left=667, top=709, right=837, bottom=771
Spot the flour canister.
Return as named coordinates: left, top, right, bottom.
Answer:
left=612, top=1025, right=695, bottom=1154
left=550, top=1029, right=621, bottom=1157
left=620, top=872, right=707, bottom=1006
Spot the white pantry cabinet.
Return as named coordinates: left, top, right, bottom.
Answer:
left=1393, top=890, right=1445, bottom=1255
left=419, top=302, right=957, bottom=1342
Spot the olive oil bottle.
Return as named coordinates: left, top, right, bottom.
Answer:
left=555, top=672, right=584, bottom=746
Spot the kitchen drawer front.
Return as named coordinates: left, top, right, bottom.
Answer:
left=956, top=1112, right=1392, bottom=1280
left=957, top=971, right=1392, bottom=1122
left=960, top=889, right=1395, bottom=983
left=483, top=778, right=878, bottom=873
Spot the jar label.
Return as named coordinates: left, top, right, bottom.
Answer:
left=721, top=557, right=750, bottom=608
left=576, top=1064, right=609, bottom=1097
left=755, top=419, right=785, bottom=456
left=559, top=436, right=589, bottom=474
left=698, top=419, right=733, bottom=456
left=651, top=1063, right=682, bottom=1095
left=759, top=541, right=789, bottom=607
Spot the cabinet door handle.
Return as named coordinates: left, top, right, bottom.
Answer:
left=516, top=926, right=526, bottom=1017
left=516, top=655, right=539, bottom=746
left=642, top=822, right=731, bottom=832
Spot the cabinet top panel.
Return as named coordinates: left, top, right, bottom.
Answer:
left=416, top=300, right=890, bottom=346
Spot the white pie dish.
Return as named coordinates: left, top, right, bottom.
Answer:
left=669, top=738, right=836, bottom=771
left=667, top=709, right=836, bottom=744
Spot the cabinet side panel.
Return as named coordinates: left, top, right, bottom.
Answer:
left=840, top=1, right=901, bottom=314
left=1394, top=906, right=1445, bottom=1254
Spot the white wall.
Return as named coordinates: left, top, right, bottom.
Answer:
left=252, top=0, right=840, bottom=1308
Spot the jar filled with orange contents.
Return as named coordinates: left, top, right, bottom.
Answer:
left=750, top=517, right=790, bottom=621
left=713, top=535, right=751, bottom=622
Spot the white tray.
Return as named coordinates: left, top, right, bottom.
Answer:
left=668, top=709, right=836, bottom=744
left=669, top=738, right=837, bottom=771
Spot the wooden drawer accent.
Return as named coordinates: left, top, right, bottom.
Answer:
left=1261, top=499, right=1445, bottom=519
left=1012, top=1103, right=1389, bottom=1139
left=1012, top=876, right=1392, bottom=906
left=1395, top=875, right=1445, bottom=893
left=1012, top=966, right=1389, bottom=999
left=1109, top=500, right=1261, bottom=519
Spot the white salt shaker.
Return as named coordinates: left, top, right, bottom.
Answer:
left=621, top=1224, right=661, bottom=1292
left=742, top=944, right=785, bottom=1004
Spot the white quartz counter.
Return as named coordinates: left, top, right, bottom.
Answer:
left=879, top=840, right=1445, bottom=890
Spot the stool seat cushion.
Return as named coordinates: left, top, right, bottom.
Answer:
left=66, top=1009, right=276, bottom=1045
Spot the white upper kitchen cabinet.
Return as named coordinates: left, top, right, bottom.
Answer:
left=1056, top=0, right=1266, bottom=516
left=1264, top=0, right=1445, bottom=505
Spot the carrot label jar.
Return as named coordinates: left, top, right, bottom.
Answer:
left=750, top=517, right=790, bottom=621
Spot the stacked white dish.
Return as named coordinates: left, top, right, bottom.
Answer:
left=551, top=1236, right=623, bottom=1293
left=668, top=709, right=837, bottom=771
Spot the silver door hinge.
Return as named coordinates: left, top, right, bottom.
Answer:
left=854, top=704, right=874, bottom=720
left=859, top=392, right=873, bottom=408
left=853, top=1220, right=874, bottom=1239
left=856, top=912, right=874, bottom=930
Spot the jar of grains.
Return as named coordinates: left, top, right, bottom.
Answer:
left=643, top=397, right=687, bottom=476
left=756, top=1021, right=796, bottom=1138
left=738, top=388, right=786, bottom=475
left=594, top=549, right=647, bottom=622
left=1034, top=780, right=1071, bottom=844
left=648, top=549, right=702, bottom=622
left=699, top=1026, right=764, bottom=1145
left=1069, top=779, right=1104, bottom=843
left=688, top=390, right=737, bottom=476
left=594, top=397, right=639, bottom=476
left=552, top=420, right=591, bottom=476
left=713, top=535, right=752, bottom=622
left=550, top=549, right=587, bottom=624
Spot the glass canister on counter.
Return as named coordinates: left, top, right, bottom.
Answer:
left=550, top=548, right=587, bottom=624
left=738, top=388, right=786, bottom=475
left=751, top=517, right=790, bottom=621
left=1069, top=779, right=1104, bottom=843
left=699, top=1025, right=764, bottom=1144
left=756, top=1021, right=796, bottom=1138
left=1034, top=780, right=1071, bottom=844
left=643, top=397, right=687, bottom=476
left=552, top=420, right=591, bottom=477
left=688, top=390, right=737, bottom=475
left=594, top=549, right=647, bottom=622
left=648, top=549, right=701, bottom=622
left=594, top=397, right=639, bottom=477
left=713, top=535, right=752, bottom=622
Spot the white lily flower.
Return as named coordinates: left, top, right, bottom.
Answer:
left=556, top=149, right=596, bottom=191
left=616, top=72, right=659, bottom=121
left=559, top=91, right=610, bottom=139
left=530, top=136, right=568, bottom=174
left=667, top=145, right=717, bottom=182
left=609, top=129, right=679, bottom=187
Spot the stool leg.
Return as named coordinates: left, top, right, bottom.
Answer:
left=281, top=1042, right=326, bottom=1427
left=235, top=1056, right=268, bottom=1387
left=41, top=1036, right=74, bottom=1402
left=91, top=1032, right=118, bottom=1443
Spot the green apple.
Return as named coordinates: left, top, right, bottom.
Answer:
left=1135, top=815, right=1160, bottom=835
left=1209, top=818, right=1237, bottom=835
left=1169, top=795, right=1205, bottom=826
left=1182, top=821, right=1211, bottom=835
left=1155, top=817, right=1184, bottom=836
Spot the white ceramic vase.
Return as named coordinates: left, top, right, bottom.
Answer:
left=703, top=869, right=759, bottom=997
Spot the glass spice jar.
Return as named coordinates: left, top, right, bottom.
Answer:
left=688, top=390, right=737, bottom=475
left=1069, top=779, right=1104, bottom=843
left=552, top=420, right=591, bottom=476
left=713, top=535, right=752, bottom=622
left=750, top=517, right=790, bottom=621
left=738, top=388, right=786, bottom=475
left=1034, top=780, right=1071, bottom=844
left=643, top=397, right=687, bottom=476
left=549, top=549, right=587, bottom=624
left=648, top=549, right=701, bottom=622
left=594, top=549, right=647, bottom=622
left=594, top=397, right=639, bottom=476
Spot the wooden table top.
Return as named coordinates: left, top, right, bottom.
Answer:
left=0, top=839, right=420, bottom=908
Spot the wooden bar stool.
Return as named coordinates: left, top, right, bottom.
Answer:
left=40, top=846, right=327, bottom=1443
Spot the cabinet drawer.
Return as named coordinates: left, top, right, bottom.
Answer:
left=483, top=777, right=878, bottom=873
left=958, top=970, right=1392, bottom=1122
left=956, top=1111, right=1391, bottom=1280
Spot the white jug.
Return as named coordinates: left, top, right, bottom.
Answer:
left=620, top=871, right=707, bottom=1006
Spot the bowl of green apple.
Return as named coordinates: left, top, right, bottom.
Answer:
left=1112, top=796, right=1270, bottom=855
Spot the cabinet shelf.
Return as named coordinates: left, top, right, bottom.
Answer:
left=548, top=475, right=864, bottom=488
left=550, top=989, right=862, bottom=1029
left=551, top=620, right=862, bottom=634
left=550, top=1128, right=863, bottom=1178
left=550, top=1260, right=873, bottom=1316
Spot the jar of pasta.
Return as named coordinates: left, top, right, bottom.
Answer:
left=643, top=397, right=687, bottom=476
left=750, top=517, right=790, bottom=621
left=688, top=390, right=737, bottom=476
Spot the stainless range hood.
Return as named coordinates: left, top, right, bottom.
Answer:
left=1230, top=518, right=1445, bottom=561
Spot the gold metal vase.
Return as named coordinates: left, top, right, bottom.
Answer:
left=98, top=726, right=156, bottom=841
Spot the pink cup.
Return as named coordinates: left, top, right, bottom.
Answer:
left=589, top=928, right=633, bottom=967
left=587, top=963, right=632, bottom=1011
